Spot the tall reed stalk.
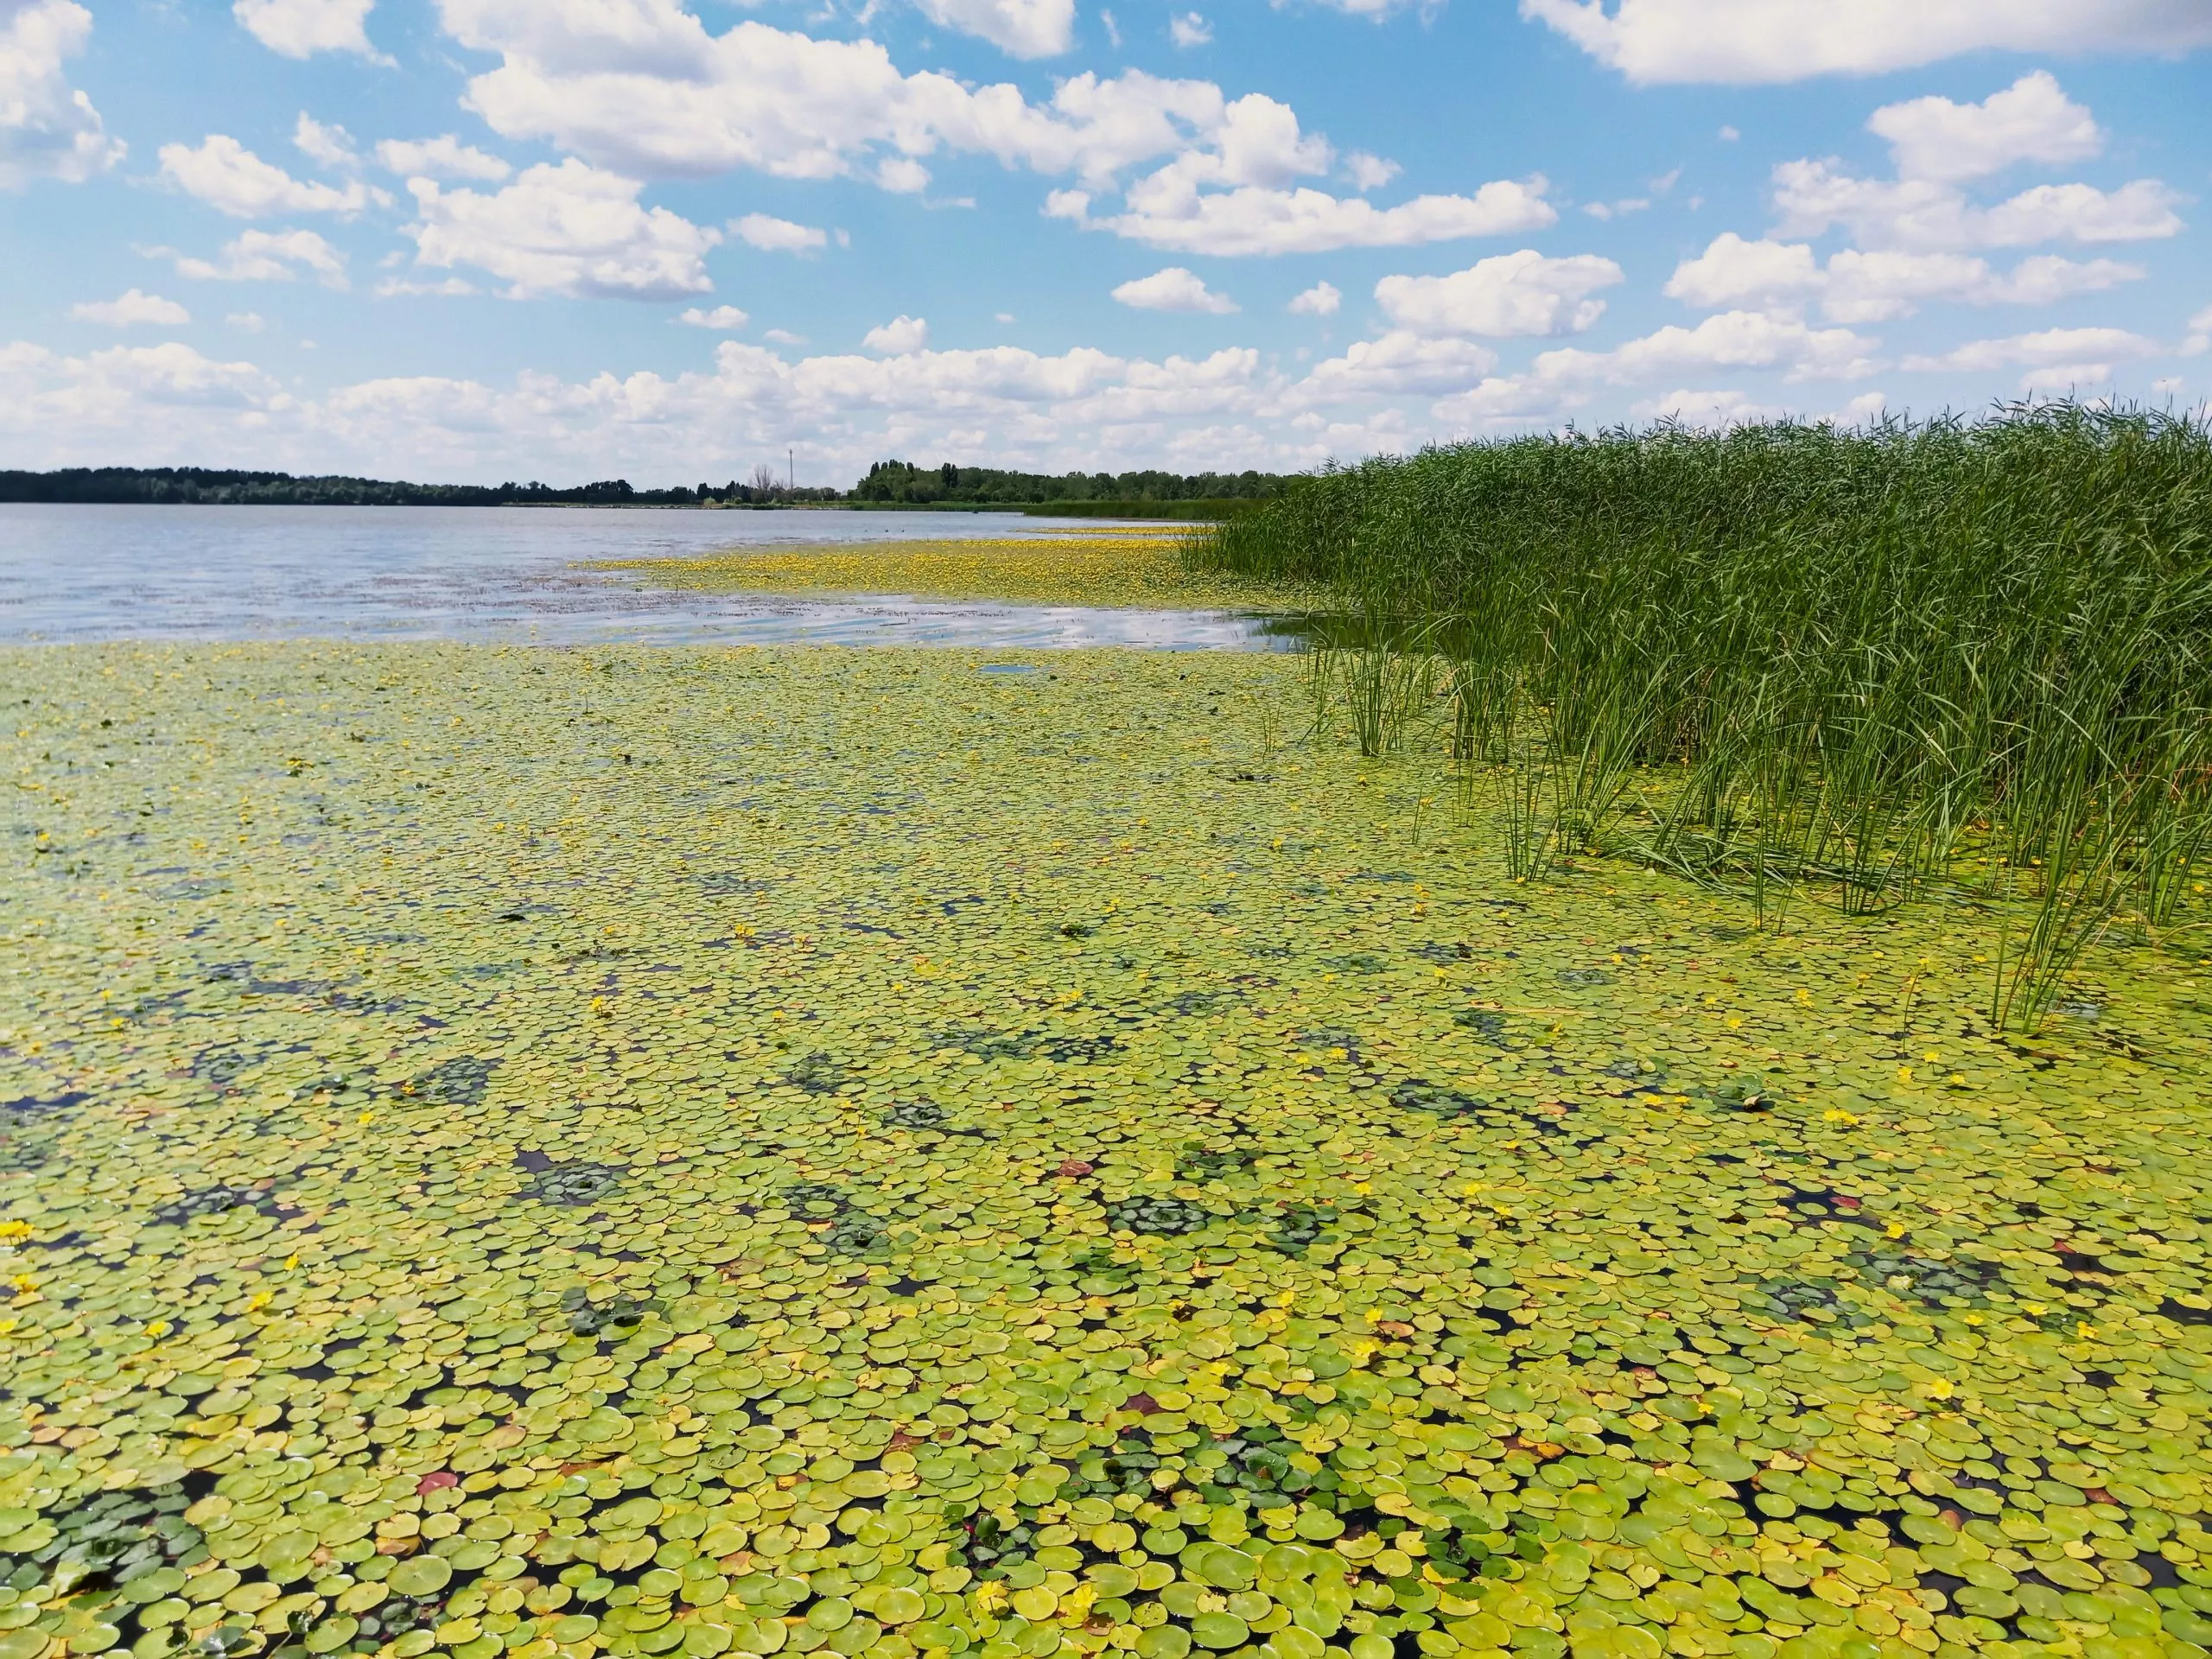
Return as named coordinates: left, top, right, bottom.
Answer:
left=1196, top=403, right=2212, bottom=1027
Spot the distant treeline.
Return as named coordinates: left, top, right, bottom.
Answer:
left=0, top=467, right=829, bottom=507
left=0, top=461, right=1288, bottom=508
left=849, top=461, right=1283, bottom=505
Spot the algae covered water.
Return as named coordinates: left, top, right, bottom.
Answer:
left=0, top=507, right=1287, bottom=649
left=3, top=643, right=2209, bottom=1659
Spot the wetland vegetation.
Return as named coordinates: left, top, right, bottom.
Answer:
left=1198, top=404, right=2212, bottom=1027
left=3, top=429, right=2209, bottom=1659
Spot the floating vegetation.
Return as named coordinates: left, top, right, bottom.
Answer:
left=0, top=641, right=2209, bottom=1659
left=598, top=536, right=1313, bottom=613
left=517, top=1157, right=626, bottom=1206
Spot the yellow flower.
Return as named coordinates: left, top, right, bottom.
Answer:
left=1823, top=1109, right=1859, bottom=1125
left=0, top=1221, right=30, bottom=1242
left=283, top=1253, right=300, bottom=1270
left=1897, top=1065, right=1914, bottom=1083
left=2075, top=1322, right=2096, bottom=1338
left=145, top=1319, right=172, bottom=1338
left=247, top=1290, right=274, bottom=1313
left=1885, top=1221, right=1907, bottom=1239
left=8, top=1274, right=36, bottom=1294
left=357, top=1110, right=374, bottom=1125
left=1923, top=1378, right=1953, bottom=1399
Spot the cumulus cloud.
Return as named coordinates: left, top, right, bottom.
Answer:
left=1374, top=249, right=1622, bottom=337
left=1901, top=325, right=2163, bottom=388
left=160, top=136, right=384, bottom=218
left=2186, top=304, right=2212, bottom=357
left=170, top=228, right=351, bottom=287
left=1061, top=174, right=1556, bottom=256
left=294, top=113, right=359, bottom=169
left=913, top=0, right=1073, bottom=56
left=0, top=341, right=285, bottom=461
left=1344, top=153, right=1399, bottom=193
left=677, top=305, right=750, bottom=329
left=377, top=135, right=512, bottom=181
left=0, top=0, right=125, bottom=189
left=1168, top=11, right=1212, bottom=46
left=404, top=161, right=721, bottom=301
left=432, top=3, right=1551, bottom=257
left=864, top=315, right=931, bottom=353
left=1867, top=72, right=2101, bottom=184
left=1629, top=387, right=1786, bottom=427
left=1518, top=0, right=2212, bottom=85
left=71, top=289, right=192, bottom=327
left=1112, top=266, right=1236, bottom=313
left=1288, top=281, right=1340, bottom=315
left=1292, top=332, right=1500, bottom=402
left=1428, top=308, right=1882, bottom=431
left=731, top=213, right=828, bottom=253
left=1770, top=163, right=2180, bottom=253
left=1665, top=232, right=2143, bottom=322
left=233, top=0, right=380, bottom=59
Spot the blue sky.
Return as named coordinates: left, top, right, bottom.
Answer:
left=2, top=0, right=2209, bottom=485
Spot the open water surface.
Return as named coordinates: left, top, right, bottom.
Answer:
left=0, top=503, right=1297, bottom=648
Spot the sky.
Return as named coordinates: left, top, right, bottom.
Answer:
left=2, top=0, right=2209, bottom=487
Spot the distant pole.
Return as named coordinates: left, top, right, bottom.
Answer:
left=789, top=448, right=794, bottom=493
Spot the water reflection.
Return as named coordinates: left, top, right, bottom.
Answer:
left=0, top=503, right=1298, bottom=651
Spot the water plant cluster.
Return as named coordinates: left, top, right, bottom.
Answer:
left=604, top=537, right=1304, bottom=613
left=2, top=644, right=2206, bottom=1659
left=1197, top=404, right=2212, bottom=1026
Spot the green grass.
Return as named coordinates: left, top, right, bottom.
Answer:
left=1194, top=403, right=2212, bottom=1027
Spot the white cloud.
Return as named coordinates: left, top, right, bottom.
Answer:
left=764, top=328, right=808, bottom=346
left=1293, top=332, right=1499, bottom=401
left=677, top=304, right=751, bottom=329
left=913, top=0, right=1073, bottom=56
left=377, top=135, right=512, bottom=181
left=1629, top=387, right=1785, bottom=427
left=1344, top=152, right=1399, bottom=193
left=1168, top=11, right=1212, bottom=47
left=1429, top=307, right=1884, bottom=430
left=1519, top=0, right=2212, bottom=85
left=170, top=228, right=351, bottom=287
left=1375, top=249, right=1622, bottom=337
left=2185, top=304, right=2212, bottom=357
left=0, top=0, right=124, bottom=188
left=404, top=161, right=721, bottom=301
left=1902, top=325, right=2163, bottom=388
left=1065, top=173, right=1557, bottom=256
left=1288, top=280, right=1340, bottom=315
left=226, top=311, right=265, bottom=332
left=376, top=276, right=479, bottom=296
left=1770, top=161, right=2182, bottom=252
left=434, top=3, right=1547, bottom=258
left=1111, top=266, right=1236, bottom=313
left=233, top=0, right=380, bottom=59
left=0, top=341, right=285, bottom=458
left=864, top=315, right=931, bottom=353
left=1537, top=308, right=1880, bottom=385
left=1664, top=232, right=2143, bottom=321
left=160, top=136, right=383, bottom=218
left=71, top=289, right=193, bottom=327
left=731, top=213, right=829, bottom=253
left=294, top=113, right=359, bottom=169
left=1867, top=72, right=2101, bottom=184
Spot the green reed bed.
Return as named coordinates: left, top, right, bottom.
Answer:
left=1194, top=404, right=2212, bottom=1027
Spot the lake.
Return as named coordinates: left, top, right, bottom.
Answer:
left=0, top=504, right=1295, bottom=649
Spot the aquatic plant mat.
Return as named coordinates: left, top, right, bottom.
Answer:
left=4, top=644, right=2210, bottom=1659
left=598, top=538, right=1316, bottom=613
